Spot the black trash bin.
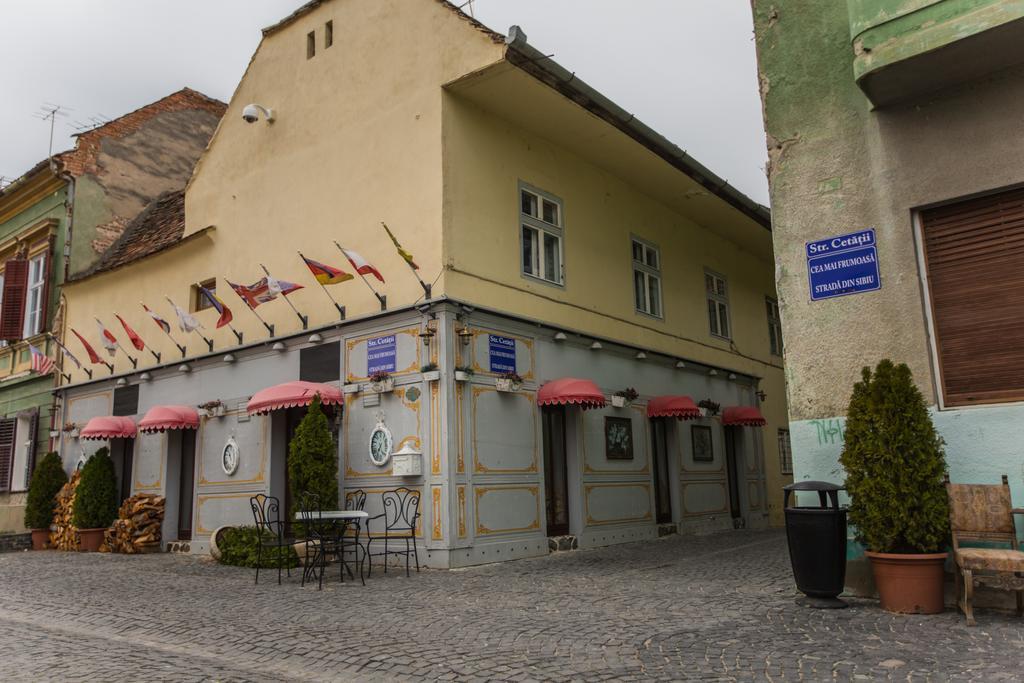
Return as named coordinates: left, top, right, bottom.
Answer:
left=783, top=481, right=848, bottom=609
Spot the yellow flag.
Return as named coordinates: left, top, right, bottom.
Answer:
left=382, top=222, right=418, bottom=270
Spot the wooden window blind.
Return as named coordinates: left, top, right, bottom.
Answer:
left=920, top=186, right=1024, bottom=406
left=0, top=259, right=28, bottom=341
left=0, top=418, right=17, bottom=493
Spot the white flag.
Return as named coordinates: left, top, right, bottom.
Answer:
left=172, top=303, right=203, bottom=333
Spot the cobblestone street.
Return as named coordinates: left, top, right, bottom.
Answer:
left=1, top=529, right=1023, bottom=681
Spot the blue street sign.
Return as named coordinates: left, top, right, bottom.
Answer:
left=488, top=334, right=517, bottom=373
left=806, top=228, right=881, bottom=301
left=367, top=335, right=396, bottom=374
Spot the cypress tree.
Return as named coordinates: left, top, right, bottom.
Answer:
left=839, top=360, right=950, bottom=553
left=288, top=394, right=339, bottom=521
left=24, top=452, right=68, bottom=530
left=72, top=447, right=120, bottom=530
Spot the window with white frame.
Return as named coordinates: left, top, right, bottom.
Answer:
left=520, top=184, right=563, bottom=285
left=22, top=254, right=45, bottom=339
left=766, top=297, right=783, bottom=356
left=632, top=238, right=661, bottom=317
left=778, top=428, right=793, bottom=475
left=705, top=270, right=730, bottom=339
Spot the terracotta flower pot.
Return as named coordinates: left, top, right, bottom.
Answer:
left=866, top=551, right=947, bottom=614
left=30, top=529, right=49, bottom=550
left=78, top=528, right=106, bottom=552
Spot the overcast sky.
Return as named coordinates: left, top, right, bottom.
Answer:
left=0, top=1, right=768, bottom=205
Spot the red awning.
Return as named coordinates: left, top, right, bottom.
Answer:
left=138, top=405, right=200, bottom=433
left=722, top=406, right=767, bottom=427
left=80, top=416, right=137, bottom=440
left=246, top=380, right=343, bottom=416
left=647, top=395, right=701, bottom=420
left=538, top=378, right=606, bottom=410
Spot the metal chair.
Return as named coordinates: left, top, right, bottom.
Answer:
left=249, top=494, right=294, bottom=586
left=340, top=489, right=368, bottom=585
left=946, top=475, right=1024, bottom=625
left=298, top=492, right=334, bottom=590
left=366, top=487, right=421, bottom=577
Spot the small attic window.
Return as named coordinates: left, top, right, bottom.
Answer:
left=325, top=21, right=333, bottom=48
left=307, top=31, right=316, bottom=59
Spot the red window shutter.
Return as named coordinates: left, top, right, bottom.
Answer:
left=920, top=187, right=1024, bottom=406
left=0, top=259, right=28, bottom=341
left=0, top=418, right=18, bottom=493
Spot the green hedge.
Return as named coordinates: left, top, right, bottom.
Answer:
left=217, top=526, right=299, bottom=569
left=24, top=452, right=67, bottom=530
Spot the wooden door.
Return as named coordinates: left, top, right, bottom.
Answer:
left=724, top=426, right=742, bottom=526
left=542, top=406, right=569, bottom=536
left=177, top=432, right=196, bottom=541
left=650, top=418, right=672, bottom=524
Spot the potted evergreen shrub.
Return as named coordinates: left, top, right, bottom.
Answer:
left=72, top=447, right=120, bottom=552
left=288, top=395, right=339, bottom=529
left=23, top=452, right=67, bottom=550
left=839, top=359, right=950, bottom=614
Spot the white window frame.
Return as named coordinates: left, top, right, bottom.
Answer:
left=631, top=236, right=662, bottom=319
left=22, top=253, right=45, bottom=339
left=705, top=269, right=731, bottom=340
left=778, top=428, right=793, bottom=475
left=519, top=182, right=564, bottom=287
left=766, top=297, right=783, bottom=356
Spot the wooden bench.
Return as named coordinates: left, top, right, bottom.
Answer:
left=946, top=475, right=1024, bottom=625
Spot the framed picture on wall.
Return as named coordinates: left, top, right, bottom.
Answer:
left=604, top=416, right=634, bottom=460
left=691, top=425, right=714, bottom=462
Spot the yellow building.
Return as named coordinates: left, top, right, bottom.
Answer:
left=56, top=0, right=788, bottom=564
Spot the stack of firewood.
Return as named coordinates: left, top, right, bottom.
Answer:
left=101, top=493, right=165, bottom=554
left=50, top=471, right=81, bottom=551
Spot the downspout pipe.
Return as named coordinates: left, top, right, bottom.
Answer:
left=503, top=25, right=771, bottom=230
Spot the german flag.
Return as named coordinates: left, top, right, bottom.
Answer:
left=301, top=255, right=353, bottom=285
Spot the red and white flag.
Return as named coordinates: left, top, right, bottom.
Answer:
left=142, top=303, right=172, bottom=335
left=29, top=344, right=54, bottom=375
left=115, top=314, right=145, bottom=351
left=340, top=247, right=385, bottom=283
left=95, top=319, right=118, bottom=357
left=71, top=328, right=103, bottom=365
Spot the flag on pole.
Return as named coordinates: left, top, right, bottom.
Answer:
left=339, top=247, right=385, bottom=283
left=382, top=223, right=418, bottom=270
left=71, top=328, right=103, bottom=365
left=95, top=319, right=118, bottom=357
left=198, top=285, right=233, bottom=328
left=301, top=255, right=352, bottom=285
left=142, top=304, right=171, bottom=335
left=266, top=275, right=303, bottom=297
left=29, top=344, right=54, bottom=375
left=228, top=278, right=277, bottom=309
left=115, top=315, right=145, bottom=351
left=170, top=302, right=203, bottom=333
left=52, top=337, right=82, bottom=370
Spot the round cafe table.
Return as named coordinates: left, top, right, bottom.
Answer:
left=294, top=510, right=369, bottom=588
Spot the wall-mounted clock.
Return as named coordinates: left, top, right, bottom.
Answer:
left=368, top=418, right=393, bottom=467
left=221, top=437, right=240, bottom=476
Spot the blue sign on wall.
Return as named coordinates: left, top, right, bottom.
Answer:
left=367, top=335, right=396, bottom=374
left=488, top=334, right=517, bottom=373
left=806, top=228, right=881, bottom=301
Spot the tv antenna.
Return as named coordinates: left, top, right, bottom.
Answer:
left=33, top=103, right=71, bottom=161
left=69, top=114, right=111, bottom=134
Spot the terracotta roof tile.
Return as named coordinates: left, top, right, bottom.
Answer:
left=81, top=189, right=185, bottom=279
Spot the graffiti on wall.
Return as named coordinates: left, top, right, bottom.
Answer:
left=811, top=418, right=845, bottom=446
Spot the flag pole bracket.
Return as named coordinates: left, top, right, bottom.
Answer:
left=105, top=362, right=114, bottom=375
left=204, top=337, right=214, bottom=353
left=176, top=343, right=186, bottom=358
left=61, top=373, right=71, bottom=383
left=233, top=329, right=244, bottom=345
left=297, top=312, right=308, bottom=330
left=334, top=303, right=346, bottom=320
left=149, top=350, right=161, bottom=363
left=377, top=294, right=387, bottom=311
left=85, top=369, right=93, bottom=379
left=128, top=356, right=138, bottom=369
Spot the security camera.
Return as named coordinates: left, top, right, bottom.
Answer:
left=242, top=103, right=274, bottom=124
